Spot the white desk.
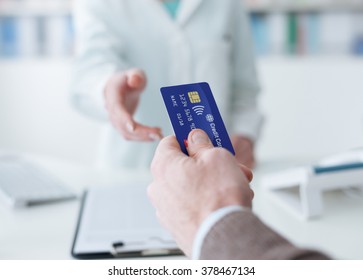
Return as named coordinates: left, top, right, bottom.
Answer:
left=0, top=155, right=362, bottom=260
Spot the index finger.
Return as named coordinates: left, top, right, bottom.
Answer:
left=125, top=69, right=147, bottom=90
left=239, top=164, right=253, bottom=182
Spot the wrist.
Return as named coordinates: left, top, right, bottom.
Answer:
left=192, top=205, right=247, bottom=259
left=199, top=200, right=245, bottom=227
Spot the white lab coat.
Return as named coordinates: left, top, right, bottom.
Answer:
left=71, top=0, right=263, bottom=169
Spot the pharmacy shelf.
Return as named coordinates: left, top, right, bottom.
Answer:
left=248, top=3, right=363, bottom=13
left=2, top=2, right=363, bottom=17
left=0, top=3, right=71, bottom=17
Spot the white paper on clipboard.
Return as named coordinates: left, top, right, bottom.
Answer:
left=72, top=185, right=182, bottom=258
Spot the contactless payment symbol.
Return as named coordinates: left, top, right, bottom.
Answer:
left=189, top=91, right=205, bottom=115
left=188, top=91, right=201, bottom=104
left=192, top=105, right=205, bottom=116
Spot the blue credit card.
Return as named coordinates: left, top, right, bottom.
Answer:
left=160, top=82, right=235, bottom=155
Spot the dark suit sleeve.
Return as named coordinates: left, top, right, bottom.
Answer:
left=199, top=210, right=330, bottom=260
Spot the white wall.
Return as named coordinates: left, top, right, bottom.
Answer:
left=0, top=59, right=102, bottom=165
left=257, top=56, right=363, bottom=161
left=0, top=56, right=363, bottom=165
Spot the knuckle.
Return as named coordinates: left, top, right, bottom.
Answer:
left=150, top=157, right=160, bottom=175
left=146, top=184, right=154, bottom=200
left=158, top=135, right=172, bottom=146
left=205, top=147, right=231, bottom=161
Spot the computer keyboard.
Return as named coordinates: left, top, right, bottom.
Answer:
left=0, top=155, right=76, bottom=207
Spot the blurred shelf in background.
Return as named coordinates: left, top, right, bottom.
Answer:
left=0, top=0, right=73, bottom=58
left=2, top=0, right=363, bottom=15
left=0, top=0, right=71, bottom=16
left=246, top=1, right=363, bottom=56
left=247, top=1, right=363, bottom=13
left=1, top=0, right=363, bottom=58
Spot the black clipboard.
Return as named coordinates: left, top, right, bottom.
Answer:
left=71, top=187, right=183, bottom=259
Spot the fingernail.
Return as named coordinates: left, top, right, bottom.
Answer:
left=149, top=133, right=162, bottom=141
left=190, top=130, right=210, bottom=145
left=184, top=139, right=189, bottom=149
left=126, top=122, right=135, bottom=133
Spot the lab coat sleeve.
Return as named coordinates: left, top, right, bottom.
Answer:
left=229, top=1, right=264, bottom=141
left=70, top=0, right=130, bottom=120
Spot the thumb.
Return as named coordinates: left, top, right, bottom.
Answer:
left=187, top=129, right=214, bottom=158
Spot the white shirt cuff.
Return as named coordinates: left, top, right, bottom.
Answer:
left=231, top=109, right=264, bottom=142
left=191, top=205, right=247, bottom=260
